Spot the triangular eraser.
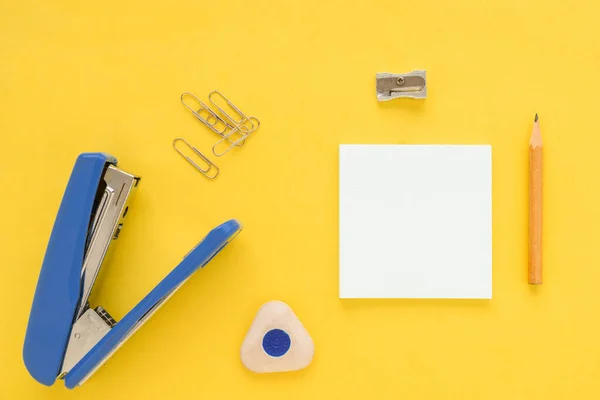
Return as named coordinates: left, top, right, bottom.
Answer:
left=241, top=301, right=314, bottom=373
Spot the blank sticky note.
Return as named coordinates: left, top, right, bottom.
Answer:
left=339, top=145, right=492, bottom=299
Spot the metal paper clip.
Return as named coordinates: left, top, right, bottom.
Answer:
left=173, top=138, right=219, bottom=179
left=207, top=90, right=259, bottom=156
left=181, top=92, right=245, bottom=148
left=180, top=90, right=260, bottom=161
left=376, top=70, right=426, bottom=101
left=209, top=90, right=253, bottom=127
left=208, top=90, right=260, bottom=157
left=212, top=116, right=261, bottom=156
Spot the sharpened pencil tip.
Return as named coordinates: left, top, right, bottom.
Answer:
left=534, top=113, right=538, bottom=122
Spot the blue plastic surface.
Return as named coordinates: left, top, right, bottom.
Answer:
left=262, top=329, right=291, bottom=357
left=23, top=153, right=116, bottom=386
left=64, top=219, right=242, bottom=389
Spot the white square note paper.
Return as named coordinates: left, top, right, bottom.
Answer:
left=339, top=145, right=492, bottom=299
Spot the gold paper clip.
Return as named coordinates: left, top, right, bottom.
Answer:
left=376, top=70, right=427, bottom=101
left=172, top=138, right=219, bottom=179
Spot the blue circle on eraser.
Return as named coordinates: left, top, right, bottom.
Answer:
left=262, top=329, right=291, bottom=357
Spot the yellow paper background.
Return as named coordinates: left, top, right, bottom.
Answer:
left=1, top=1, right=599, bottom=398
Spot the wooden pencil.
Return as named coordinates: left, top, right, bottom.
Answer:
left=529, top=113, right=543, bottom=284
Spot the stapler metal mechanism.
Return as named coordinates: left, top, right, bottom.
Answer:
left=23, top=153, right=242, bottom=389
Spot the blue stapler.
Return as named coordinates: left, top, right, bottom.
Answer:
left=23, top=153, right=242, bottom=389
